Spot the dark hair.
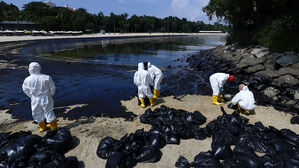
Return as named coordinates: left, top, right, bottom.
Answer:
left=143, top=62, right=148, bottom=71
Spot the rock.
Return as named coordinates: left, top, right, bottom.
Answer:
left=275, top=54, right=299, bottom=67
left=278, top=67, right=299, bottom=77
left=246, top=64, right=264, bottom=73
left=294, top=90, right=299, bottom=100
left=222, top=53, right=241, bottom=62
left=268, top=53, right=284, bottom=60
left=256, top=51, right=269, bottom=58
left=250, top=48, right=264, bottom=55
left=272, top=75, right=299, bottom=86
left=263, top=87, right=280, bottom=97
left=236, top=57, right=266, bottom=68
left=291, top=63, right=299, bottom=69
left=264, top=59, right=277, bottom=70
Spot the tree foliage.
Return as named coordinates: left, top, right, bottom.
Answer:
left=203, top=0, right=299, bottom=52
left=0, top=1, right=226, bottom=33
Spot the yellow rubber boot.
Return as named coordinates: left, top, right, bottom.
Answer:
left=244, top=110, right=250, bottom=115
left=139, top=98, right=146, bottom=108
left=157, top=89, right=160, bottom=97
left=237, top=104, right=242, bottom=111
left=212, top=95, right=221, bottom=105
left=38, top=121, right=49, bottom=132
left=153, top=90, right=158, bottom=98
left=149, top=98, right=156, bottom=107
left=48, top=119, right=58, bottom=131
left=218, top=93, right=224, bottom=102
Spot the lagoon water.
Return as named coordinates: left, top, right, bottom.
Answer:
left=1, top=35, right=225, bottom=120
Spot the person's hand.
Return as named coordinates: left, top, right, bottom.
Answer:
left=220, top=88, right=224, bottom=92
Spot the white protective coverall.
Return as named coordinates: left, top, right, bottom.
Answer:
left=232, top=86, right=255, bottom=110
left=134, top=63, right=153, bottom=98
left=209, top=73, right=229, bottom=96
left=22, top=62, right=56, bottom=123
left=148, top=62, right=163, bottom=90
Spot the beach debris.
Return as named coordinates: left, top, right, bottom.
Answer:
left=0, top=128, right=78, bottom=167
left=176, top=108, right=299, bottom=168
left=97, top=105, right=207, bottom=167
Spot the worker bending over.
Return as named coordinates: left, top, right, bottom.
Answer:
left=134, top=62, right=155, bottom=107
left=22, top=62, right=58, bottom=132
left=147, top=62, right=163, bottom=98
left=209, top=73, right=235, bottom=105
left=232, top=84, right=255, bottom=115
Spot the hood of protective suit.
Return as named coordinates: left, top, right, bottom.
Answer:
left=29, top=62, right=41, bottom=75
left=138, top=63, right=144, bottom=71
left=242, top=86, right=249, bottom=91
left=148, top=62, right=151, bottom=67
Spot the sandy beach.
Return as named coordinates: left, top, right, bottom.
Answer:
left=0, top=33, right=226, bottom=43
left=0, top=94, right=298, bottom=168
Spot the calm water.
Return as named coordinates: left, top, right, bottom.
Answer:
left=1, top=35, right=225, bottom=120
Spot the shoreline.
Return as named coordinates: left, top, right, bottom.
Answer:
left=0, top=32, right=226, bottom=43
left=0, top=95, right=298, bottom=168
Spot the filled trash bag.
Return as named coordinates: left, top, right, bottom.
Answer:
left=42, top=128, right=73, bottom=154
left=0, top=129, right=78, bottom=168
left=0, top=133, right=41, bottom=164
left=134, top=147, right=162, bottom=163
left=175, top=155, right=191, bottom=168
left=28, top=147, right=78, bottom=168
left=193, top=151, right=222, bottom=168
left=97, top=137, right=118, bottom=159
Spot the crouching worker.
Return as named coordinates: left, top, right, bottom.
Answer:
left=148, top=62, right=163, bottom=98
left=134, top=62, right=155, bottom=108
left=22, top=62, right=58, bottom=132
left=209, top=73, right=235, bottom=105
left=231, top=84, right=255, bottom=115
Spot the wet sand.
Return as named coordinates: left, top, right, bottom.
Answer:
left=0, top=94, right=298, bottom=168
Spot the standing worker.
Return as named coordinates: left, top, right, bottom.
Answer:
left=231, top=84, right=255, bottom=115
left=148, top=62, right=163, bottom=98
left=22, top=62, right=58, bottom=132
left=134, top=62, right=155, bottom=107
left=209, top=72, right=235, bottom=105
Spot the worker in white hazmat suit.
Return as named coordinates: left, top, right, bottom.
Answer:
left=232, top=84, right=255, bottom=115
left=147, top=62, right=163, bottom=98
left=134, top=62, right=155, bottom=107
left=22, top=62, right=58, bottom=132
left=209, top=72, right=235, bottom=105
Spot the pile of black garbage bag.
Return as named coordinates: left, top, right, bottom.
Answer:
left=176, top=108, right=299, bottom=168
left=0, top=128, right=78, bottom=168
left=97, top=105, right=207, bottom=168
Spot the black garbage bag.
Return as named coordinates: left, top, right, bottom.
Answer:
left=164, top=134, right=180, bottom=145
left=194, top=128, right=207, bottom=140
left=106, top=152, right=126, bottom=168
left=193, top=111, right=207, bottom=125
left=0, top=134, right=41, bottom=164
left=280, top=129, right=299, bottom=146
left=147, top=134, right=166, bottom=149
left=233, top=144, right=262, bottom=168
left=222, top=158, right=238, bottom=168
left=291, top=116, right=299, bottom=125
left=270, top=138, right=295, bottom=153
left=0, top=133, right=10, bottom=149
left=175, top=155, right=191, bottom=168
left=213, top=145, right=233, bottom=160
left=134, top=147, right=162, bottom=163
left=29, top=147, right=78, bottom=168
left=42, top=128, right=72, bottom=154
left=238, top=132, right=268, bottom=153
left=193, top=151, right=222, bottom=168
left=97, top=137, right=118, bottom=159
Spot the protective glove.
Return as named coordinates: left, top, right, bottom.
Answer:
left=220, top=88, right=224, bottom=92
